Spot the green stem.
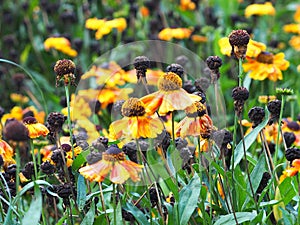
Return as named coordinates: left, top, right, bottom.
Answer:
left=274, top=95, right=285, bottom=165
left=99, top=182, right=110, bottom=224
left=15, top=144, right=21, bottom=200
left=238, top=58, right=243, bottom=87
left=171, top=112, right=175, bottom=142
left=65, top=84, right=75, bottom=160
left=113, top=184, right=117, bottom=225
left=30, top=139, right=38, bottom=179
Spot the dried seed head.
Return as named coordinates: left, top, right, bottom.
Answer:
left=248, top=106, right=265, bottom=128
left=228, top=30, right=250, bottom=60
left=256, top=172, right=271, bottom=194
left=194, top=77, right=211, bottom=93
left=54, top=59, right=76, bottom=86
left=232, top=87, right=249, bottom=101
left=22, top=161, right=35, bottom=179
left=40, top=161, right=56, bottom=175
left=46, top=112, right=66, bottom=133
left=86, top=151, right=102, bottom=164
left=4, top=118, right=29, bottom=141
left=285, top=147, right=300, bottom=162
left=183, top=80, right=196, bottom=93
left=166, top=63, right=184, bottom=78
left=283, top=132, right=296, bottom=148
left=133, top=56, right=150, bottom=83
left=206, top=56, right=222, bottom=70
left=158, top=72, right=182, bottom=91
left=267, top=99, right=281, bottom=124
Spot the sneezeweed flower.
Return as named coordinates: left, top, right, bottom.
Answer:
left=219, top=37, right=266, bottom=58
left=44, top=37, right=77, bottom=57
left=0, top=139, right=16, bottom=167
left=245, top=2, right=275, bottom=18
left=4, top=118, right=29, bottom=142
left=141, top=72, right=201, bottom=115
left=79, top=145, right=143, bottom=184
left=109, top=98, right=164, bottom=139
left=232, top=86, right=249, bottom=116
left=179, top=0, right=196, bottom=11
left=85, top=17, right=127, bottom=40
left=228, top=30, right=250, bottom=60
left=133, top=56, right=150, bottom=84
left=282, top=159, right=300, bottom=180
left=158, top=28, right=193, bottom=41
left=289, top=36, right=300, bottom=51
left=176, top=101, right=214, bottom=138
left=191, top=35, right=208, bottom=43
left=258, top=95, right=277, bottom=104
left=243, top=51, right=290, bottom=81
left=1, top=106, right=23, bottom=124
left=23, top=116, right=49, bottom=139
left=10, top=93, right=29, bottom=104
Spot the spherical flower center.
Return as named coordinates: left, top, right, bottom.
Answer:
left=256, top=51, right=274, bottom=64
left=121, top=98, right=146, bottom=117
left=158, top=72, right=182, bottom=91
left=102, top=146, right=126, bottom=162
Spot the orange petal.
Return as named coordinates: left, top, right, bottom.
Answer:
left=110, top=162, right=130, bottom=184
left=79, top=160, right=112, bottom=182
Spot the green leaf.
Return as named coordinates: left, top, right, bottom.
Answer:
left=178, top=173, right=201, bottom=225
left=80, top=203, right=95, bottom=225
left=214, top=211, right=257, bottom=225
left=124, top=202, right=150, bottom=225
left=164, top=203, right=178, bottom=225
left=232, top=110, right=269, bottom=168
left=279, top=177, right=297, bottom=205
left=21, top=183, right=42, bottom=225
left=167, top=144, right=182, bottom=174
left=72, top=149, right=90, bottom=171
left=77, top=175, right=87, bottom=211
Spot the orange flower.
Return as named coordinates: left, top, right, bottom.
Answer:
left=285, top=159, right=300, bottom=177
left=0, top=139, right=15, bottom=167
left=176, top=101, right=214, bottom=138
left=219, top=37, right=266, bottom=58
left=140, top=72, right=201, bottom=115
left=283, top=24, right=300, bottom=34
left=243, top=52, right=289, bottom=81
left=245, top=2, right=275, bottom=18
left=191, top=35, right=207, bottom=43
left=180, top=0, right=196, bottom=11
left=295, top=6, right=300, bottom=23
left=140, top=6, right=149, bottom=17
left=23, top=116, right=49, bottom=139
left=79, top=146, right=143, bottom=184
left=109, top=98, right=164, bottom=139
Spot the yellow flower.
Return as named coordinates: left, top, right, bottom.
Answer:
left=44, top=37, right=78, bottom=57
left=0, top=139, right=15, bottom=167
left=79, top=146, right=143, bottom=184
left=176, top=101, right=214, bottom=138
left=1, top=106, right=23, bottom=124
left=10, top=93, right=29, bottom=104
left=219, top=37, right=266, bottom=58
left=243, top=52, right=290, bottom=81
left=86, top=18, right=127, bottom=40
left=283, top=24, right=300, bottom=34
left=44, top=37, right=77, bottom=57
left=284, top=159, right=300, bottom=177
left=66, top=146, right=82, bottom=167
left=258, top=95, right=277, bottom=104
left=23, top=116, right=49, bottom=139
left=245, top=2, right=275, bottom=18
left=289, top=36, right=300, bottom=51
left=85, top=18, right=105, bottom=30
left=158, top=28, right=193, bottom=41
left=109, top=98, right=164, bottom=139
left=140, top=72, right=201, bottom=115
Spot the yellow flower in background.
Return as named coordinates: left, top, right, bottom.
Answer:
left=109, top=98, right=164, bottom=140
left=180, top=0, right=196, bottom=11
left=85, top=17, right=127, bottom=40
left=283, top=24, right=300, bottom=34
left=44, top=37, right=77, bottom=57
left=258, top=95, right=277, bottom=104
left=284, top=159, right=300, bottom=177
left=289, top=36, right=300, bottom=51
left=245, top=2, right=275, bottom=18
left=85, top=18, right=105, bottom=30
left=295, top=6, right=300, bottom=23
left=243, top=52, right=289, bottom=81
left=219, top=37, right=266, bottom=58
left=23, top=116, right=49, bottom=139
left=1, top=106, right=23, bottom=124
left=191, top=35, right=208, bottom=43
left=79, top=146, right=143, bottom=184
left=158, top=28, right=193, bottom=41
left=10, top=93, right=29, bottom=104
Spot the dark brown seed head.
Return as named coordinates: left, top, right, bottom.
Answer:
left=54, top=59, right=76, bottom=77
left=267, top=100, right=281, bottom=115
left=232, top=87, right=249, bottom=101
left=206, top=56, right=222, bottom=70
left=4, top=119, right=29, bottom=141
left=228, top=30, right=250, bottom=47
left=283, top=132, right=296, bottom=148
left=40, top=161, right=56, bottom=175
left=248, top=106, right=265, bottom=128
left=285, top=147, right=300, bottom=162
left=46, top=112, right=66, bottom=133
left=166, top=63, right=184, bottom=78
left=133, top=56, right=150, bottom=71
